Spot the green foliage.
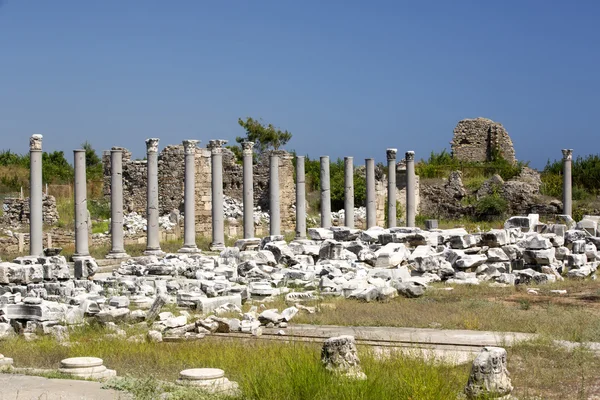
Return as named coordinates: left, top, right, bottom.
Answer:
left=475, top=191, right=508, bottom=220
left=82, top=141, right=103, bottom=180
left=0, top=150, right=29, bottom=167
left=89, top=198, right=111, bottom=220
left=415, top=149, right=525, bottom=181
left=226, top=145, right=243, bottom=164
left=236, top=117, right=292, bottom=154
left=42, top=151, right=73, bottom=183
left=542, top=154, right=600, bottom=196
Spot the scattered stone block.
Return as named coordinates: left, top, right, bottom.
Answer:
left=321, top=335, right=366, bottom=380
left=464, top=347, right=512, bottom=399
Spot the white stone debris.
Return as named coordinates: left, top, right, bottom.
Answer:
left=464, top=347, right=513, bottom=399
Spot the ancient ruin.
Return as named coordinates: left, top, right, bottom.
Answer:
left=451, top=118, right=516, bottom=164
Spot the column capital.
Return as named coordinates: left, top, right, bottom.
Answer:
left=242, top=141, right=254, bottom=155
left=208, top=139, right=228, bottom=154
left=182, top=140, right=200, bottom=155
left=405, top=151, right=415, bottom=162
left=30, top=134, right=43, bottom=151
left=145, top=138, right=160, bottom=153
left=110, top=147, right=123, bottom=153
left=562, top=149, right=573, bottom=161
left=386, top=148, right=397, bottom=161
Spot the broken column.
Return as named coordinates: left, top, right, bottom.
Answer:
left=269, top=153, right=280, bottom=236
left=366, top=158, right=376, bottom=229
left=406, top=151, right=416, bottom=227
left=73, top=149, right=90, bottom=261
left=387, top=148, right=397, bottom=228
left=107, top=148, right=129, bottom=259
left=464, top=347, right=513, bottom=399
left=321, top=156, right=331, bottom=228
left=321, top=335, right=366, bottom=380
left=562, top=149, right=573, bottom=217
left=209, top=139, right=227, bottom=251
left=242, top=141, right=254, bottom=239
left=344, top=156, right=354, bottom=228
left=144, top=138, right=163, bottom=256
left=29, top=134, right=43, bottom=257
left=179, top=140, right=200, bottom=253
left=296, top=155, right=306, bottom=238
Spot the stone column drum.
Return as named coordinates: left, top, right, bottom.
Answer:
left=179, top=140, right=200, bottom=253
left=386, top=148, right=397, bottom=228
left=209, top=139, right=227, bottom=251
left=320, top=156, right=331, bottom=228
left=562, top=149, right=573, bottom=217
left=144, top=138, right=163, bottom=256
left=242, top=141, right=255, bottom=239
left=269, top=153, right=280, bottom=236
left=406, top=151, right=416, bottom=227
left=107, top=148, right=129, bottom=259
left=73, top=149, right=90, bottom=260
left=365, top=158, right=376, bottom=229
left=344, top=157, right=354, bottom=228
left=29, top=134, right=44, bottom=257
left=295, top=156, right=307, bottom=238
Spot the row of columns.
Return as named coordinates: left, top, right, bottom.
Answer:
left=25, top=134, right=576, bottom=257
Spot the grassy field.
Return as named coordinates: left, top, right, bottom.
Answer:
left=2, top=323, right=599, bottom=400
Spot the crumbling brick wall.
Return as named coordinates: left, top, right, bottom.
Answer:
left=450, top=118, right=516, bottom=164
left=1, top=194, right=59, bottom=226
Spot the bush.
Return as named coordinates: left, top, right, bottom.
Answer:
left=543, top=154, right=600, bottom=196
left=475, top=192, right=508, bottom=220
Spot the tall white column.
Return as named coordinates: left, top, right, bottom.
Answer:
left=320, top=156, right=331, bottom=228
left=107, top=148, right=129, bottom=259
left=242, top=141, right=255, bottom=238
left=406, top=151, right=416, bottom=227
left=179, top=140, right=200, bottom=253
left=269, top=153, right=280, bottom=236
left=562, top=149, right=573, bottom=217
left=387, top=148, right=397, bottom=228
left=73, top=149, right=90, bottom=260
left=29, top=134, right=43, bottom=257
left=209, top=139, right=227, bottom=251
left=366, top=158, right=376, bottom=229
left=295, top=155, right=306, bottom=238
left=344, top=157, right=354, bottom=228
left=144, top=138, right=163, bottom=255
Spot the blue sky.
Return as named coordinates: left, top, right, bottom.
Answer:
left=1, top=0, right=598, bottom=169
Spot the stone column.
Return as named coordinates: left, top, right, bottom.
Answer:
left=242, top=141, right=255, bottom=238
left=366, top=158, right=376, bottom=229
left=107, top=148, right=129, bottom=259
left=29, top=134, right=43, bottom=257
left=209, top=139, right=227, bottom=251
left=406, top=151, right=416, bottom=227
left=144, top=138, right=163, bottom=255
left=179, top=140, right=200, bottom=253
left=295, top=156, right=306, bottom=238
left=386, top=148, right=397, bottom=228
left=320, top=156, right=331, bottom=228
left=269, top=153, right=280, bottom=236
left=344, top=157, right=354, bottom=228
left=562, top=149, right=573, bottom=217
left=73, top=149, right=90, bottom=260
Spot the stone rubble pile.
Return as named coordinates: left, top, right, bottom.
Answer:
left=1, top=213, right=599, bottom=343
left=121, top=212, right=177, bottom=235
left=223, top=195, right=270, bottom=225
left=331, top=207, right=367, bottom=225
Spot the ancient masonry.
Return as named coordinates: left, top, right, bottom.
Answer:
left=102, top=145, right=296, bottom=233
left=451, top=117, right=517, bottom=164
left=1, top=194, right=59, bottom=227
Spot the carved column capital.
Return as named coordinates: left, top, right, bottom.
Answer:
left=208, top=139, right=228, bottom=154
left=386, top=148, right=397, bottom=161
left=145, top=138, right=160, bottom=153
left=562, top=149, right=573, bottom=161
left=242, top=141, right=254, bottom=155
left=29, top=134, right=43, bottom=151
left=405, top=151, right=415, bottom=162
left=182, top=140, right=199, bottom=155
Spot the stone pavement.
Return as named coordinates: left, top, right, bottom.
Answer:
left=0, top=374, right=130, bottom=400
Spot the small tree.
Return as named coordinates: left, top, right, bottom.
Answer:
left=81, top=141, right=103, bottom=180
left=236, top=117, right=292, bottom=154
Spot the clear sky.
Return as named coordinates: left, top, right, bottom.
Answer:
left=1, top=0, right=598, bottom=169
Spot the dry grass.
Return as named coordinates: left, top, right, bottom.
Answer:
left=263, top=279, right=600, bottom=342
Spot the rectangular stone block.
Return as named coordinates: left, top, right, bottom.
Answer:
left=195, top=294, right=242, bottom=315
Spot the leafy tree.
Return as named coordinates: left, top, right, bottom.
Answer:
left=236, top=117, right=292, bottom=154
left=42, top=151, right=73, bottom=183
left=81, top=141, right=103, bottom=180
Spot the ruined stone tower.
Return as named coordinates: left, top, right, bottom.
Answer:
left=450, top=118, right=516, bottom=164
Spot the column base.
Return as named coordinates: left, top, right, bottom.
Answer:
left=71, top=253, right=92, bottom=262
left=143, top=248, right=165, bottom=257
left=178, top=245, right=201, bottom=254
left=106, top=251, right=130, bottom=259
left=209, top=242, right=225, bottom=252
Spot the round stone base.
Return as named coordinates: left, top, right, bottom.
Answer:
left=105, top=251, right=130, bottom=259
left=178, top=246, right=201, bottom=254
left=0, top=354, right=13, bottom=370
left=176, top=368, right=240, bottom=396
left=59, top=357, right=116, bottom=380
left=143, top=249, right=166, bottom=257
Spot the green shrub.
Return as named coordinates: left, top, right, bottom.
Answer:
left=475, top=192, right=508, bottom=220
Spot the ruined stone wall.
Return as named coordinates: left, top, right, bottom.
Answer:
left=1, top=194, right=59, bottom=226
left=450, top=118, right=516, bottom=164
left=194, top=147, right=212, bottom=236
